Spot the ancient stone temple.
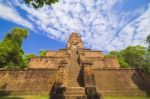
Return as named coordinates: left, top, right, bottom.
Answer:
left=29, top=33, right=120, bottom=69
left=0, top=33, right=150, bottom=99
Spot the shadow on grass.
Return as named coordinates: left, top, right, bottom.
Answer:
left=0, top=84, right=23, bottom=99
left=0, top=90, right=23, bottom=99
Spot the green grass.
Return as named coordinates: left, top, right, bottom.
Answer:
left=105, top=96, right=150, bottom=99
left=0, top=95, right=49, bottom=99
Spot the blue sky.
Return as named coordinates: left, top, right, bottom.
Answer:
left=0, top=0, right=150, bottom=55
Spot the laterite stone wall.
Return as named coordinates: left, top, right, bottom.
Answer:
left=94, top=69, right=150, bottom=96
left=0, top=69, right=57, bottom=95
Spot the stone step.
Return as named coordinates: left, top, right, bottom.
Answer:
left=67, top=80, right=80, bottom=82
left=68, top=72, right=78, bottom=73
left=68, top=75, right=80, bottom=77
left=68, top=72, right=80, bottom=73
left=67, top=78, right=83, bottom=81
left=67, top=76, right=82, bottom=78
left=67, top=84, right=82, bottom=85
left=67, top=84, right=84, bottom=86
left=68, top=75, right=81, bottom=77
left=67, top=78, right=82, bottom=80
left=67, top=83, right=84, bottom=86
left=68, top=73, right=80, bottom=74
left=69, top=70, right=80, bottom=71
left=67, top=82, right=80, bottom=85
left=67, top=82, right=83, bottom=84
left=68, top=78, right=83, bottom=81
left=68, top=77, right=80, bottom=78
left=67, top=83, right=79, bottom=85
left=65, top=91, right=85, bottom=95
left=68, top=73, right=80, bottom=75
left=66, top=87, right=85, bottom=91
left=65, top=88, right=85, bottom=92
left=67, top=80, right=83, bottom=82
left=67, top=81, right=83, bottom=83
left=67, top=80, right=83, bottom=83
left=65, top=95, right=87, bottom=99
left=67, top=84, right=81, bottom=86
left=67, top=76, right=80, bottom=78
left=67, top=77, right=82, bottom=79
left=67, top=81, right=83, bottom=84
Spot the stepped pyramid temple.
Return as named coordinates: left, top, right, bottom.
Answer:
left=0, top=33, right=150, bottom=99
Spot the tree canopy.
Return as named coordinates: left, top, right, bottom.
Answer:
left=105, top=46, right=147, bottom=68
left=39, top=50, right=48, bottom=56
left=24, top=0, right=58, bottom=8
left=146, top=34, right=150, bottom=51
left=105, top=51, right=129, bottom=68
left=23, top=53, right=36, bottom=66
left=121, top=46, right=145, bottom=68
left=145, top=34, right=150, bottom=73
left=105, top=44, right=150, bottom=74
left=0, top=27, right=49, bottom=68
left=0, top=27, right=28, bottom=68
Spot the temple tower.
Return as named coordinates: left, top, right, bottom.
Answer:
left=67, top=32, right=83, bottom=49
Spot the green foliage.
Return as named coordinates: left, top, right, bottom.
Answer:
left=106, top=35, right=150, bottom=74
left=118, top=57, right=129, bottom=68
left=121, top=46, right=145, bottom=68
left=145, top=51, right=150, bottom=63
left=0, top=27, right=28, bottom=68
left=23, top=54, right=36, bottom=66
left=145, top=35, right=150, bottom=73
left=105, top=46, right=147, bottom=69
left=39, top=50, right=48, bottom=56
left=104, top=51, right=118, bottom=58
left=105, top=51, right=129, bottom=68
left=146, top=34, right=150, bottom=51
left=24, top=0, right=58, bottom=8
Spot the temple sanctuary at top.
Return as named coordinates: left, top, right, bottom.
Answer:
left=29, top=32, right=120, bottom=69
left=0, top=33, right=150, bottom=99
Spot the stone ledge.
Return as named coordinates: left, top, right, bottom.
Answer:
left=0, top=68, right=58, bottom=71
left=92, top=68, right=145, bottom=70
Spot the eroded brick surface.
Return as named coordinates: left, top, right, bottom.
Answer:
left=0, top=69, right=57, bottom=95
left=0, top=33, right=150, bottom=98
left=29, top=32, right=120, bottom=69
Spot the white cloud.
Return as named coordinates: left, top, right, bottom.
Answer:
left=0, top=2, right=34, bottom=30
left=109, top=4, right=150, bottom=51
left=0, top=0, right=150, bottom=52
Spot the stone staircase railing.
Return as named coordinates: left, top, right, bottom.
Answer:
left=82, top=61, right=102, bottom=99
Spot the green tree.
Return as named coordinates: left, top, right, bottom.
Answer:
left=24, top=0, right=58, bottom=8
left=146, top=34, right=150, bottom=51
left=23, top=54, right=36, bottom=66
left=145, top=34, right=150, bottom=74
left=39, top=50, right=48, bottom=56
left=121, top=46, right=145, bottom=69
left=0, top=27, right=28, bottom=68
left=145, top=51, right=150, bottom=63
left=105, top=51, right=129, bottom=68
left=105, top=46, right=147, bottom=68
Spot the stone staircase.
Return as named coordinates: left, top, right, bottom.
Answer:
left=65, top=49, right=86, bottom=98
left=67, top=73, right=83, bottom=87
left=65, top=87, right=85, bottom=96
left=67, top=49, right=83, bottom=87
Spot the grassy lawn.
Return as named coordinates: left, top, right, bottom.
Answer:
left=105, top=96, right=150, bottom=99
left=0, top=95, right=49, bottom=99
